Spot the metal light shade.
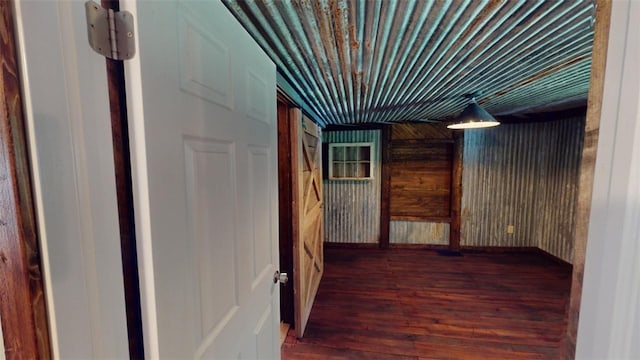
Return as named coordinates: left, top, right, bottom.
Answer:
left=447, top=98, right=500, bottom=129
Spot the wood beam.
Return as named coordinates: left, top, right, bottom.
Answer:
left=450, top=131, right=463, bottom=251
left=564, top=0, right=612, bottom=358
left=101, top=1, right=145, bottom=357
left=379, top=125, right=392, bottom=249
left=277, top=98, right=295, bottom=325
left=0, top=2, right=51, bottom=357
left=289, top=108, right=303, bottom=334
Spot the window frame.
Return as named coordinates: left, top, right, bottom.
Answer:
left=327, top=142, right=374, bottom=180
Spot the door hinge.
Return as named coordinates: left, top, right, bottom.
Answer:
left=84, top=1, right=135, bottom=60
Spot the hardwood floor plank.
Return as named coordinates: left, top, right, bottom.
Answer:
left=282, top=248, right=571, bottom=359
left=283, top=342, right=419, bottom=360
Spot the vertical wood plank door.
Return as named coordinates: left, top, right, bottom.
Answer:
left=121, top=1, right=280, bottom=358
left=291, top=111, right=324, bottom=338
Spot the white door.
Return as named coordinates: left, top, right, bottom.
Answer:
left=121, top=1, right=280, bottom=358
left=15, top=1, right=129, bottom=357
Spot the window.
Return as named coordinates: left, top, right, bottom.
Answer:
left=328, top=142, right=373, bottom=180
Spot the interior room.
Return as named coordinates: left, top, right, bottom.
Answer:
left=225, top=1, right=592, bottom=358
left=2, top=0, right=639, bottom=359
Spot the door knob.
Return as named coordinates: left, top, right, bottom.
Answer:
left=274, top=270, right=288, bottom=284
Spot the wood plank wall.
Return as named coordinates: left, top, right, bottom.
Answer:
left=387, top=124, right=454, bottom=246
left=390, top=124, right=453, bottom=221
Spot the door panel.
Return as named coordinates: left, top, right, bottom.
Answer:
left=16, top=1, right=129, bottom=357
left=291, top=110, right=324, bottom=338
left=122, top=1, right=279, bottom=358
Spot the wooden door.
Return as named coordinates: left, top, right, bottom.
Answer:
left=291, top=110, right=324, bottom=338
left=121, top=1, right=280, bottom=358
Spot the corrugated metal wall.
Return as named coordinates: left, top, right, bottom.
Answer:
left=534, top=118, right=585, bottom=263
left=323, top=130, right=381, bottom=243
left=462, top=123, right=541, bottom=248
left=461, top=117, right=584, bottom=263
left=390, top=221, right=449, bottom=245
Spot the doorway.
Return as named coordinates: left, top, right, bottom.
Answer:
left=276, top=93, right=325, bottom=344
left=277, top=95, right=295, bottom=343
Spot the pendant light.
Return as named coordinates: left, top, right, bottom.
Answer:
left=447, top=96, right=500, bottom=129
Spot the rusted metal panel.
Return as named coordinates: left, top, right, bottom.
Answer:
left=462, top=122, right=540, bottom=249
left=323, top=129, right=381, bottom=243
left=534, top=118, right=585, bottom=263
left=223, top=0, right=595, bottom=127
left=461, top=117, right=584, bottom=263
left=390, top=221, right=449, bottom=245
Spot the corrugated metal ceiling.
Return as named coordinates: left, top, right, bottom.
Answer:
left=223, top=0, right=595, bottom=127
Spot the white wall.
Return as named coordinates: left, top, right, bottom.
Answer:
left=14, top=1, right=128, bottom=358
left=576, top=0, right=640, bottom=358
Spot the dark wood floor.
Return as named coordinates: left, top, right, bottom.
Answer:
left=282, top=248, right=572, bottom=359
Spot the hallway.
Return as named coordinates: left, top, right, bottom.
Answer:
left=282, top=247, right=571, bottom=359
